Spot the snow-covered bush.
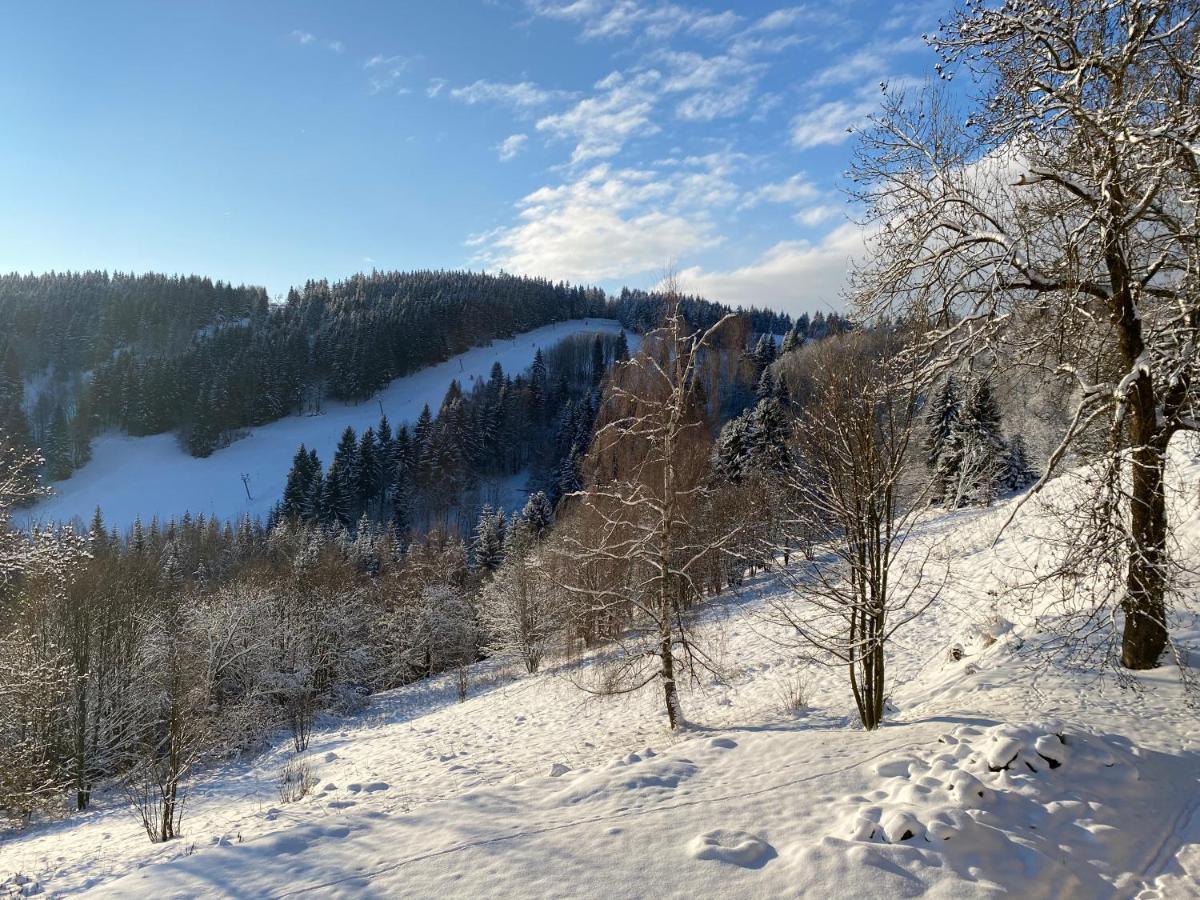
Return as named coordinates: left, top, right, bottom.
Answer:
left=480, top=525, right=561, bottom=674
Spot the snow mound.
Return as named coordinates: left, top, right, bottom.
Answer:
left=542, top=749, right=698, bottom=808
left=687, top=829, right=775, bottom=867
left=830, top=722, right=1146, bottom=892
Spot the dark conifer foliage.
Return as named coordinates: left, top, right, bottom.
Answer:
left=275, top=332, right=627, bottom=538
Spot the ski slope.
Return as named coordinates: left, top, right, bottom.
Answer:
left=4, top=440, right=1199, bottom=898
left=24, top=319, right=631, bottom=531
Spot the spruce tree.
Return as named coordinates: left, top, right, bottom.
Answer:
left=473, top=505, right=507, bottom=573
left=953, top=376, right=1008, bottom=506
left=614, top=330, right=630, bottom=362
left=529, top=349, right=548, bottom=423
left=356, top=427, right=382, bottom=511
left=281, top=444, right=314, bottom=519
left=1001, top=434, right=1037, bottom=493
left=925, top=375, right=963, bottom=503
left=519, top=491, right=554, bottom=539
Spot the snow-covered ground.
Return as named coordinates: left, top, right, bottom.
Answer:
left=5, top=440, right=1200, bottom=898
left=23, top=320, right=630, bottom=531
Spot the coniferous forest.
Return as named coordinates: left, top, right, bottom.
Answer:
left=0, top=270, right=809, bottom=475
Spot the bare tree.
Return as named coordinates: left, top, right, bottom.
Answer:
left=849, top=0, right=1200, bottom=669
left=555, top=285, right=741, bottom=729
left=765, top=333, right=937, bottom=729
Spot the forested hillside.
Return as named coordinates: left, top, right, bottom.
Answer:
left=1, top=270, right=817, bottom=483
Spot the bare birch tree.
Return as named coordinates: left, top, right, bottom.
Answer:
left=555, top=285, right=741, bottom=729
left=849, top=0, right=1200, bottom=669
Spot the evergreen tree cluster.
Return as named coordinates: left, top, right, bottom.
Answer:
left=273, top=332, right=624, bottom=537
left=0, top=272, right=266, bottom=474
left=86, top=271, right=608, bottom=459
left=924, top=374, right=1038, bottom=506
left=3, top=270, right=610, bottom=471
left=611, top=287, right=793, bottom=336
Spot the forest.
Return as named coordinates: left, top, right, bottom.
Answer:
left=0, top=270, right=808, bottom=476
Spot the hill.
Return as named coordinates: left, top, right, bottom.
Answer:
left=5, top=438, right=1199, bottom=898
left=25, top=319, right=634, bottom=530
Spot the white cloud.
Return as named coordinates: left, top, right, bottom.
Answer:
left=426, top=78, right=448, bottom=98
left=365, top=55, right=411, bottom=94
left=790, top=98, right=877, bottom=149
left=688, top=10, right=741, bottom=36
left=527, top=0, right=735, bottom=42
left=678, top=223, right=868, bottom=314
left=655, top=50, right=762, bottom=121
left=740, top=173, right=822, bottom=208
left=497, top=133, right=529, bottom=161
left=752, top=7, right=808, bottom=31
left=473, top=161, right=735, bottom=281
left=449, top=79, right=573, bottom=109
left=536, top=70, right=661, bottom=164
left=808, top=36, right=925, bottom=87
left=794, top=203, right=843, bottom=226
left=289, top=30, right=343, bottom=52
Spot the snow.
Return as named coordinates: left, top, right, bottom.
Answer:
left=3, top=440, right=1200, bottom=898
left=22, top=319, right=632, bottom=531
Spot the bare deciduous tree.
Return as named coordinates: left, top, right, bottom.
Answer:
left=765, top=333, right=938, bottom=729
left=849, top=0, right=1200, bottom=669
left=555, top=285, right=742, bottom=729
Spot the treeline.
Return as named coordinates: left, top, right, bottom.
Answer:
left=87, top=271, right=610, bottom=458
left=2, top=270, right=613, bottom=469
left=4, top=269, right=810, bottom=479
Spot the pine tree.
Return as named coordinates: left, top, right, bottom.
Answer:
left=951, top=376, right=1007, bottom=506
left=356, top=427, right=382, bottom=511
left=753, top=333, right=777, bottom=371
left=1001, top=434, right=1037, bottom=493
left=746, top=397, right=791, bottom=476
left=713, top=415, right=751, bottom=483
left=780, top=326, right=799, bottom=355
left=518, top=491, right=554, bottom=540
left=323, top=463, right=351, bottom=527
left=529, top=349, right=548, bottom=423
left=473, top=505, right=507, bottom=573
left=376, top=415, right=393, bottom=458
left=281, top=444, right=315, bottom=519
left=754, top=368, right=775, bottom=403
left=43, top=405, right=73, bottom=481
left=614, top=330, right=630, bottom=362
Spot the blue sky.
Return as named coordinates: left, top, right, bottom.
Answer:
left=0, top=0, right=949, bottom=315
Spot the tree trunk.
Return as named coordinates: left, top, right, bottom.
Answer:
left=1121, top=431, right=1168, bottom=669
left=659, top=615, right=681, bottom=730
left=1108, top=220, right=1170, bottom=670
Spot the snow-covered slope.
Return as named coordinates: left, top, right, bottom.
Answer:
left=4, top=445, right=1199, bottom=899
left=24, top=320, right=629, bottom=530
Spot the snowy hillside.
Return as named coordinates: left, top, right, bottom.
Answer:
left=4, top=442, right=1199, bottom=898
left=24, top=320, right=631, bottom=530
